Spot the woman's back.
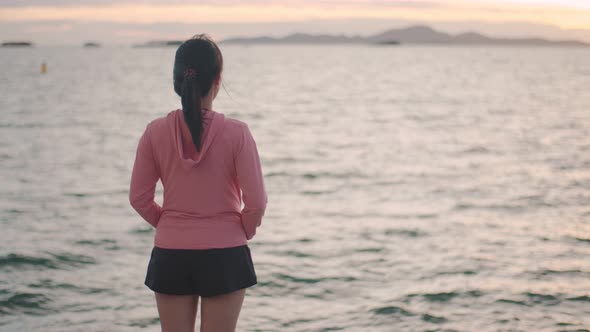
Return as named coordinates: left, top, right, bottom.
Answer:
left=129, top=108, right=267, bottom=249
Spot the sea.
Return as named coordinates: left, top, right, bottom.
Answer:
left=0, top=44, right=589, bottom=332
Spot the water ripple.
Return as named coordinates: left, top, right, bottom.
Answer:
left=28, top=279, right=111, bottom=295
left=0, top=292, right=54, bottom=316
left=371, top=305, right=414, bottom=316
left=0, top=252, right=96, bottom=270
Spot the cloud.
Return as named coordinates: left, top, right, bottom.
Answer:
left=24, top=22, right=72, bottom=33
left=0, top=2, right=452, bottom=25
left=0, top=0, right=442, bottom=7
left=0, top=0, right=589, bottom=43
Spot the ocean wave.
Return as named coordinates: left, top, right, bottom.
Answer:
left=0, top=292, right=54, bottom=316
left=0, top=252, right=96, bottom=271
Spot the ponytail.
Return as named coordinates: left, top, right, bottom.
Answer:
left=180, top=69, right=204, bottom=152
left=172, top=34, right=223, bottom=153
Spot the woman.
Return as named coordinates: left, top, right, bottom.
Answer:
left=129, top=34, right=267, bottom=332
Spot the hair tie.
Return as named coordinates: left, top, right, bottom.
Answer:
left=184, top=68, right=197, bottom=79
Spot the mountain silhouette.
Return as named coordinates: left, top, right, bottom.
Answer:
left=221, top=25, right=588, bottom=47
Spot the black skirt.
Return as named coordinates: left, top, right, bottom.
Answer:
left=144, top=244, right=257, bottom=297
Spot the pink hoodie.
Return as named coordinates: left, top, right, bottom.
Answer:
left=129, top=109, right=267, bottom=249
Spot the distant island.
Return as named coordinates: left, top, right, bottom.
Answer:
left=221, top=33, right=368, bottom=45
left=2, top=41, right=33, bottom=47
left=83, top=42, right=101, bottom=48
left=221, top=25, right=588, bottom=47
left=133, top=40, right=183, bottom=48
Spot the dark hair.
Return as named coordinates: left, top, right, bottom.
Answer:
left=173, top=34, right=223, bottom=152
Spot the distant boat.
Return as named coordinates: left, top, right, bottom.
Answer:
left=2, top=41, right=33, bottom=47
left=83, top=42, right=101, bottom=48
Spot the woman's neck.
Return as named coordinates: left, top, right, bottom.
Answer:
left=201, top=96, right=213, bottom=110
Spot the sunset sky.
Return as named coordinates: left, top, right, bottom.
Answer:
left=1, top=0, right=590, bottom=44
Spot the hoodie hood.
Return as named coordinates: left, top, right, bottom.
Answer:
left=170, top=108, right=225, bottom=169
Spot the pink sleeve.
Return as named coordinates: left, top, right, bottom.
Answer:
left=129, top=122, right=162, bottom=228
left=235, top=123, right=267, bottom=240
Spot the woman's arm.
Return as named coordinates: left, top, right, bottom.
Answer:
left=235, top=123, right=268, bottom=240
left=129, top=122, right=162, bottom=228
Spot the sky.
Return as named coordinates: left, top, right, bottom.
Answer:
left=1, top=0, right=590, bottom=45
